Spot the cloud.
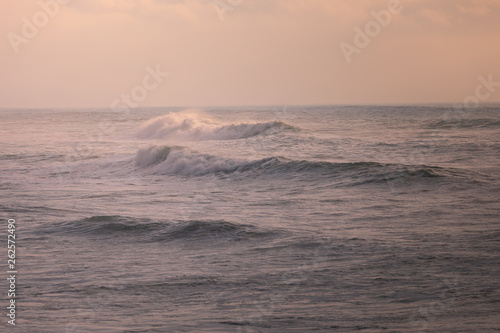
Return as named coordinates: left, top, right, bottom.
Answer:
left=1, top=0, right=499, bottom=107
left=402, top=0, right=500, bottom=30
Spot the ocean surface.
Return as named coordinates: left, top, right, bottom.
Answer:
left=1, top=105, right=500, bottom=332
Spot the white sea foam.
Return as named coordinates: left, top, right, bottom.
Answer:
left=133, top=145, right=475, bottom=184
left=135, top=145, right=245, bottom=175
left=136, top=109, right=292, bottom=142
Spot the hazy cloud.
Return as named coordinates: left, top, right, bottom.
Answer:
left=1, top=0, right=499, bottom=107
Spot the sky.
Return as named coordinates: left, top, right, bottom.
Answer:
left=1, top=0, right=500, bottom=108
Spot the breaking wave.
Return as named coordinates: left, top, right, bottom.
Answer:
left=134, top=145, right=483, bottom=183
left=136, top=109, right=295, bottom=141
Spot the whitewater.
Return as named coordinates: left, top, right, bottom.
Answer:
left=1, top=105, right=499, bottom=332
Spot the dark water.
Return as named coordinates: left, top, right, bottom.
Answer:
left=1, top=106, right=499, bottom=332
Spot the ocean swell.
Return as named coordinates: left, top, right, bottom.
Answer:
left=42, top=216, right=275, bottom=242
left=426, top=118, right=500, bottom=129
left=134, top=145, right=481, bottom=184
left=137, top=110, right=294, bottom=141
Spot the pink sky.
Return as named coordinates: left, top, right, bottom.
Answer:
left=1, top=0, right=500, bottom=107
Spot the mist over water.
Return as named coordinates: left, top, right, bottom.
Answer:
left=1, top=106, right=500, bottom=332
left=136, top=109, right=293, bottom=141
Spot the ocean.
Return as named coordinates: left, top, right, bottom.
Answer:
left=1, top=105, right=499, bottom=332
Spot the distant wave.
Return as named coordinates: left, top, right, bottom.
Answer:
left=426, top=118, right=500, bottom=129
left=43, top=216, right=276, bottom=242
left=137, top=109, right=295, bottom=141
left=135, top=145, right=483, bottom=184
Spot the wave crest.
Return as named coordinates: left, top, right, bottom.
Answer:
left=44, top=216, right=274, bottom=242
left=135, top=146, right=243, bottom=175
left=137, top=110, right=294, bottom=141
left=426, top=118, right=500, bottom=129
left=134, top=145, right=482, bottom=184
